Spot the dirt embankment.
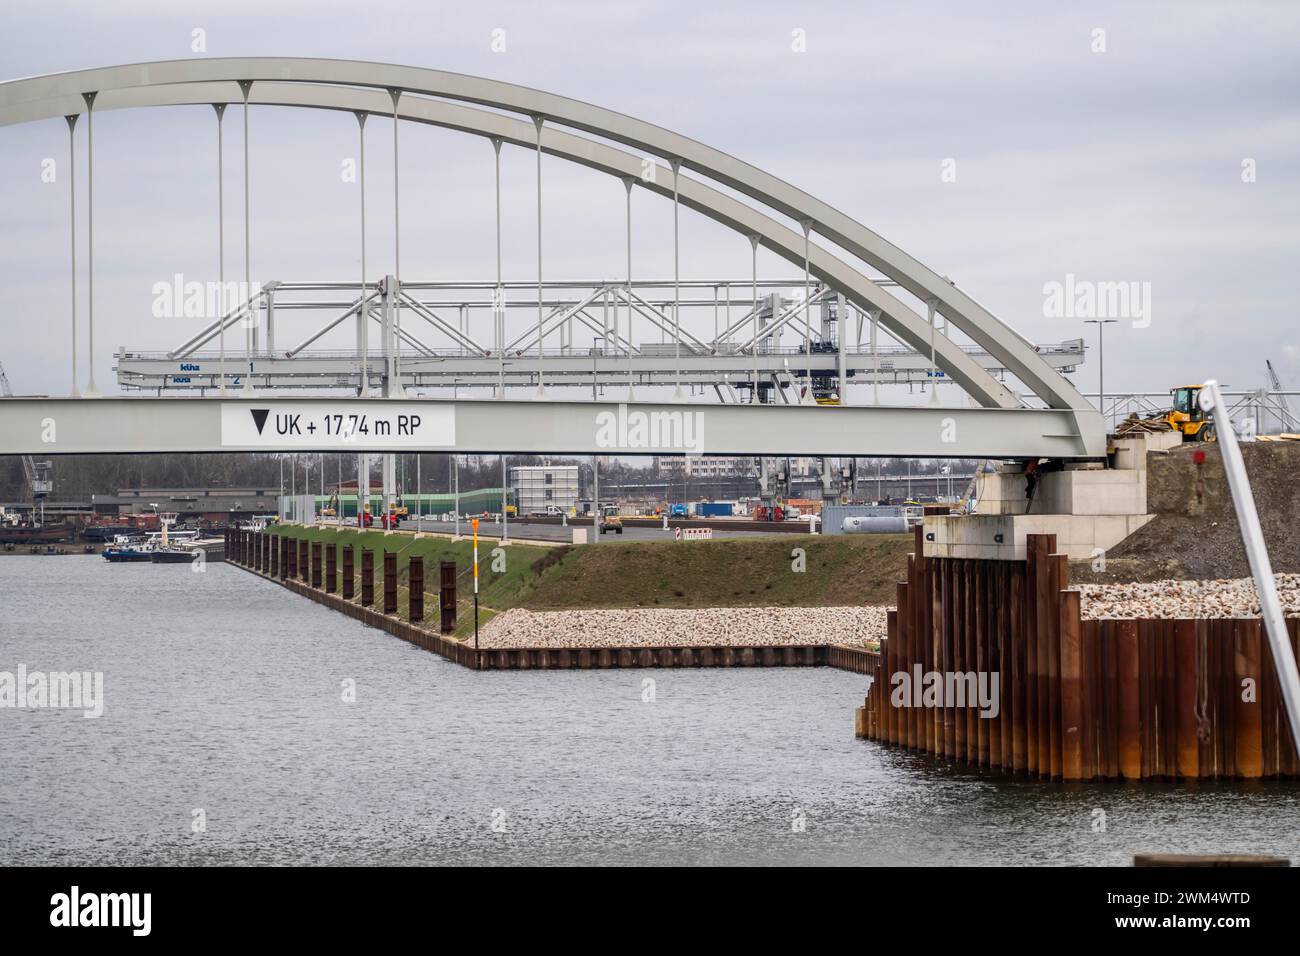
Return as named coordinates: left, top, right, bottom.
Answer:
left=1073, top=441, right=1300, bottom=583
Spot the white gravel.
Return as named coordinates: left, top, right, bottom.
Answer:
left=1077, top=573, right=1300, bottom=620
left=478, top=605, right=888, bottom=649
left=474, top=574, right=1300, bottom=649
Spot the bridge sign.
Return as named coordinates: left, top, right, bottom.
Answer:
left=220, top=402, right=455, bottom=449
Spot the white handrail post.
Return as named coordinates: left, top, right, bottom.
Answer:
left=1201, top=380, right=1300, bottom=749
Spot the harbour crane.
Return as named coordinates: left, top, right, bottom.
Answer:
left=1266, top=359, right=1295, bottom=433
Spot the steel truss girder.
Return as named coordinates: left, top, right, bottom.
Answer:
left=114, top=339, right=1082, bottom=391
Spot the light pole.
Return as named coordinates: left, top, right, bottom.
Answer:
left=302, top=458, right=313, bottom=523
left=1085, top=318, right=1117, bottom=434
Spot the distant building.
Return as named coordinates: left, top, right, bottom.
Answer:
left=655, top=456, right=757, bottom=479
left=512, top=464, right=580, bottom=515
left=92, top=487, right=279, bottom=521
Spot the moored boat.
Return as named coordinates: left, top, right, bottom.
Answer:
left=0, top=522, right=72, bottom=545
left=102, top=534, right=155, bottom=562
left=151, top=548, right=200, bottom=564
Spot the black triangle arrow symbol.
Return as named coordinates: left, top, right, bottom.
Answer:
left=250, top=408, right=270, bottom=435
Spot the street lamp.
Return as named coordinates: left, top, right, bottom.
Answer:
left=1084, top=318, right=1117, bottom=433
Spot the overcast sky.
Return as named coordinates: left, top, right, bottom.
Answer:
left=0, top=0, right=1296, bottom=408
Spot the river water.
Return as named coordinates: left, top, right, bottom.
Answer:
left=2, top=556, right=1298, bottom=866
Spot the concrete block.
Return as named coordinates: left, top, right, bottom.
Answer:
left=1033, top=468, right=1146, bottom=516
left=923, top=511, right=1153, bottom=562
left=975, top=471, right=1029, bottom=515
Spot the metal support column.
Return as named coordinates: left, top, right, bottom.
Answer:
left=238, top=80, right=254, bottom=394
left=82, top=92, right=99, bottom=397
left=65, top=113, right=79, bottom=397
left=749, top=235, right=760, bottom=403
left=926, top=298, right=938, bottom=405
left=870, top=308, right=881, bottom=406
left=388, top=89, right=404, bottom=397
left=623, top=176, right=635, bottom=401
left=213, top=103, right=227, bottom=395
left=801, top=219, right=813, bottom=402
left=501, top=453, right=509, bottom=543
left=837, top=292, right=848, bottom=405
left=533, top=115, right=547, bottom=399
left=671, top=158, right=683, bottom=401
left=356, top=111, right=369, bottom=395
left=492, top=136, right=504, bottom=398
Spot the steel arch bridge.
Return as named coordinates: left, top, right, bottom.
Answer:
left=0, top=58, right=1104, bottom=460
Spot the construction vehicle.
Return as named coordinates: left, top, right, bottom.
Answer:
left=1118, top=384, right=1216, bottom=442
left=753, top=503, right=786, bottom=523
left=599, top=505, right=624, bottom=535
left=1167, top=385, right=1216, bottom=441
left=321, top=489, right=340, bottom=518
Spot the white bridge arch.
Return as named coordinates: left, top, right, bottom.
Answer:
left=0, top=58, right=1104, bottom=459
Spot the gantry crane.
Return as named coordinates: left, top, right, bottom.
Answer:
left=0, top=362, right=53, bottom=522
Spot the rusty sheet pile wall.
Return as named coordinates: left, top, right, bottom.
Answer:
left=856, top=528, right=1300, bottom=780
left=224, top=527, right=877, bottom=673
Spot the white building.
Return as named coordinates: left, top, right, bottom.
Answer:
left=655, top=456, right=757, bottom=479
left=512, top=464, right=580, bottom=515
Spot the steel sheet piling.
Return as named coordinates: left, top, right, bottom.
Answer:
left=383, top=550, right=396, bottom=614
left=409, top=555, right=424, bottom=622
left=1059, top=589, right=1083, bottom=781
left=361, top=548, right=374, bottom=606
left=439, top=560, right=457, bottom=634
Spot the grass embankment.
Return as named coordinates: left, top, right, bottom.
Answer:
left=267, top=525, right=549, bottom=638
left=268, top=525, right=911, bottom=640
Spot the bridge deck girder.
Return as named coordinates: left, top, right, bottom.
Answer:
left=0, top=397, right=1107, bottom=459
